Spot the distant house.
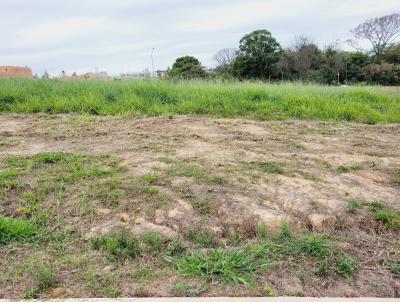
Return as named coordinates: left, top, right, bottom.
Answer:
left=0, top=66, right=33, bottom=78
left=156, top=70, right=168, bottom=79
left=55, top=71, right=111, bottom=80
left=80, top=71, right=110, bottom=80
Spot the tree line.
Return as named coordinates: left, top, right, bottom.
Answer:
left=169, top=13, right=400, bottom=85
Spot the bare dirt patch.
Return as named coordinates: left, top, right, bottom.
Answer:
left=0, top=114, right=399, bottom=298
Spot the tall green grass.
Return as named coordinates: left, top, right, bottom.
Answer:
left=0, top=79, right=399, bottom=123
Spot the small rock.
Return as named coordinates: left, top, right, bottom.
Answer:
left=309, top=214, right=337, bottom=232
left=135, top=217, right=146, bottom=224
left=83, top=220, right=125, bottom=240
left=133, top=222, right=176, bottom=239
left=168, top=208, right=184, bottom=219
left=177, top=200, right=193, bottom=211
left=96, top=208, right=112, bottom=216
left=344, top=288, right=359, bottom=298
left=50, top=287, right=66, bottom=298
left=210, top=225, right=224, bottom=236
left=282, top=277, right=304, bottom=296
left=119, top=212, right=130, bottom=222
left=103, top=265, right=116, bottom=273
left=155, top=209, right=165, bottom=224
left=256, top=208, right=302, bottom=234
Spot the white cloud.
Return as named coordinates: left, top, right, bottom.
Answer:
left=16, top=16, right=142, bottom=47
left=174, top=0, right=318, bottom=32
left=18, top=17, right=108, bottom=45
left=175, top=0, right=399, bottom=33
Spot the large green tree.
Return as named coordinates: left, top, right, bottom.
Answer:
left=170, top=56, right=205, bottom=79
left=383, top=44, right=400, bottom=64
left=232, top=30, right=282, bottom=79
left=344, top=52, right=371, bottom=83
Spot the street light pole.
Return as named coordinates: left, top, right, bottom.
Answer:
left=151, top=48, right=155, bottom=78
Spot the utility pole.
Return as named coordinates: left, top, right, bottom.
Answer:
left=151, top=48, right=155, bottom=78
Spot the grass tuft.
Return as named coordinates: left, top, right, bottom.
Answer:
left=259, top=162, right=283, bottom=174
left=91, top=229, right=141, bottom=259
left=335, top=255, right=357, bottom=279
left=373, top=210, right=400, bottom=230
left=177, top=248, right=269, bottom=285
left=187, top=229, right=215, bottom=248
left=0, top=216, right=37, bottom=244
left=142, top=232, right=165, bottom=253
left=349, top=200, right=400, bottom=230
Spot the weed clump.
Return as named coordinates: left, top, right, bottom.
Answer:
left=187, top=229, right=216, bottom=248
left=259, top=162, right=283, bottom=174
left=177, top=248, right=269, bottom=285
left=335, top=255, right=357, bottom=279
left=174, top=222, right=355, bottom=286
left=373, top=210, right=400, bottom=230
left=0, top=217, right=37, bottom=244
left=347, top=200, right=400, bottom=230
left=142, top=232, right=165, bottom=253
left=192, top=198, right=217, bottom=215
left=91, top=229, right=141, bottom=259
left=25, top=266, right=57, bottom=298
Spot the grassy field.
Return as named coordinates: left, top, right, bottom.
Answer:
left=0, top=79, right=399, bottom=123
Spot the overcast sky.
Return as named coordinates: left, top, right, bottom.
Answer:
left=0, top=0, right=398, bottom=76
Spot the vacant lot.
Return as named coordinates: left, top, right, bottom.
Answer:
left=1, top=113, right=399, bottom=298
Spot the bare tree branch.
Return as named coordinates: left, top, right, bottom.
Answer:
left=213, top=48, right=237, bottom=67
left=351, top=13, right=400, bottom=59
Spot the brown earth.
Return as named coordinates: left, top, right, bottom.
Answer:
left=0, top=114, right=399, bottom=298
left=1, top=114, right=399, bottom=227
